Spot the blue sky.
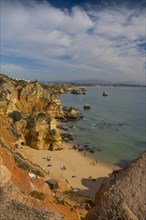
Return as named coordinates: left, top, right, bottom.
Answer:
left=0, top=0, right=145, bottom=83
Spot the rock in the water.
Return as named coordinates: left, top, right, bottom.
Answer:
left=83, top=104, right=91, bottom=109
left=67, top=106, right=79, bottom=119
left=70, top=88, right=81, bottom=94
left=102, top=90, right=108, bottom=96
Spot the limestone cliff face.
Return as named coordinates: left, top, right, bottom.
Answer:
left=0, top=73, right=79, bottom=151
left=0, top=74, right=65, bottom=151
left=24, top=115, right=61, bottom=150
left=46, top=102, right=64, bottom=119
left=0, top=75, right=19, bottom=115
left=12, top=114, right=62, bottom=150
left=84, top=152, right=146, bottom=220
left=18, top=83, right=64, bottom=118
left=0, top=74, right=64, bottom=118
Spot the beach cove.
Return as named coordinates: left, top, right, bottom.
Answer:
left=16, top=142, right=118, bottom=199
left=60, top=87, right=146, bottom=166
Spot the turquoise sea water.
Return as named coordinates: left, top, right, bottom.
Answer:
left=59, top=87, right=146, bottom=167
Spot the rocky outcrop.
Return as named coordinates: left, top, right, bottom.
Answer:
left=67, top=106, right=79, bottom=119
left=18, top=82, right=65, bottom=118
left=24, top=114, right=61, bottom=150
left=83, top=104, right=91, bottom=109
left=0, top=74, right=65, bottom=118
left=0, top=75, right=19, bottom=115
left=70, top=88, right=81, bottom=94
left=62, top=106, right=80, bottom=120
left=46, top=103, right=64, bottom=119
left=102, top=90, right=108, bottom=96
left=0, top=165, right=12, bottom=187
left=85, top=151, right=146, bottom=220
left=0, top=74, right=81, bottom=151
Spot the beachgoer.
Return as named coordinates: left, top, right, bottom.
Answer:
left=73, top=188, right=78, bottom=192
left=62, top=165, right=66, bottom=170
left=88, top=176, right=92, bottom=180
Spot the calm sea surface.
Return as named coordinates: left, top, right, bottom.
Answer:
left=59, top=87, right=146, bottom=167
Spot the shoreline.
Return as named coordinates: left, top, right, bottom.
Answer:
left=16, top=141, right=119, bottom=199
left=76, top=85, right=146, bottom=88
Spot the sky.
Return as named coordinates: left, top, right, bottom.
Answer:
left=0, top=0, right=145, bottom=83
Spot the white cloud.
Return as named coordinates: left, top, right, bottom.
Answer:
left=1, top=64, right=26, bottom=73
left=1, top=0, right=145, bottom=83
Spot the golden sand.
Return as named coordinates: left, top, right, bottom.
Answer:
left=17, top=142, right=118, bottom=198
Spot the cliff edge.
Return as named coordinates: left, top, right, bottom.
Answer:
left=85, top=151, right=146, bottom=220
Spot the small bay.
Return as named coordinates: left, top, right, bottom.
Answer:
left=59, top=87, right=146, bottom=167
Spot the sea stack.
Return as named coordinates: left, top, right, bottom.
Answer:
left=83, top=104, right=91, bottom=109
left=102, top=90, right=108, bottom=96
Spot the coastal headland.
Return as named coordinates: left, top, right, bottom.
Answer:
left=16, top=142, right=117, bottom=198
left=0, top=73, right=145, bottom=220
left=0, top=73, right=117, bottom=219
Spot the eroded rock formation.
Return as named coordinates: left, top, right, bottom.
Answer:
left=24, top=114, right=61, bottom=150
left=0, top=73, right=80, bottom=151
left=85, top=151, right=146, bottom=220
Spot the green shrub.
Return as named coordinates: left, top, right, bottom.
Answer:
left=38, top=112, right=46, bottom=117
left=29, top=191, right=45, bottom=200
left=0, top=78, right=6, bottom=85
left=9, top=111, right=22, bottom=122
left=0, top=92, right=4, bottom=100
left=27, top=116, right=35, bottom=128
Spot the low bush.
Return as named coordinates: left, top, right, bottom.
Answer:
left=29, top=191, right=45, bottom=200
left=27, top=116, right=35, bottom=128
left=9, top=111, right=22, bottom=122
left=0, top=78, right=6, bottom=85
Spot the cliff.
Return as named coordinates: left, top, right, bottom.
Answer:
left=0, top=142, right=81, bottom=220
left=84, top=151, right=146, bottom=220
left=0, top=73, right=80, bottom=151
left=0, top=74, right=64, bottom=117
left=0, top=74, right=87, bottom=219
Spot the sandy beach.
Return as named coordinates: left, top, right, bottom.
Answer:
left=16, top=142, right=119, bottom=198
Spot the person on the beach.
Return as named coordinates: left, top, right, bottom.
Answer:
left=47, top=156, right=52, bottom=161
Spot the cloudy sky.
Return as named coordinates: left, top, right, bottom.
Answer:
left=0, top=0, right=145, bottom=83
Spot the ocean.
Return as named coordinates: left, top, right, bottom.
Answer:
left=59, top=87, right=146, bottom=167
